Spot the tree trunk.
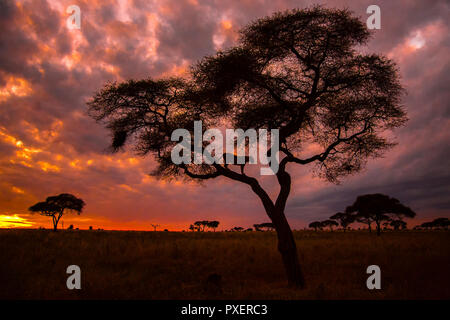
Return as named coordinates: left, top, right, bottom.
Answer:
left=52, top=215, right=58, bottom=231
left=242, top=166, right=305, bottom=288
left=271, top=210, right=305, bottom=288
left=376, top=221, right=381, bottom=236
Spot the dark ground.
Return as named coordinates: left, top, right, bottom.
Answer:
left=0, top=229, right=449, bottom=299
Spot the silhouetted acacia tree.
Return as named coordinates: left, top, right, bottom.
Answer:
left=330, top=212, right=355, bottom=232
left=197, top=220, right=214, bottom=231
left=320, top=219, right=338, bottom=231
left=389, top=219, right=407, bottom=230
left=431, top=217, right=450, bottom=229
left=419, top=218, right=450, bottom=230
left=208, top=220, right=220, bottom=232
left=254, top=222, right=275, bottom=231
left=151, top=223, right=160, bottom=231
left=419, top=222, right=434, bottom=230
left=309, top=221, right=323, bottom=232
left=88, top=7, right=407, bottom=288
left=356, top=215, right=373, bottom=232
left=194, top=221, right=205, bottom=232
left=29, top=193, right=85, bottom=231
left=346, top=194, right=415, bottom=236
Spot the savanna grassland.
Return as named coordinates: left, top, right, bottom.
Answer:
left=0, top=229, right=449, bottom=299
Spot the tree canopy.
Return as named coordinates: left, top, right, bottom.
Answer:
left=88, top=6, right=406, bottom=184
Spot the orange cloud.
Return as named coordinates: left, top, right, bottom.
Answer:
left=0, top=76, right=33, bottom=102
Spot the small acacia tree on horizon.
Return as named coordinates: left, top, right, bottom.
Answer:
left=28, top=193, right=85, bottom=231
left=346, top=193, right=416, bottom=236
left=356, top=215, right=373, bottom=232
left=431, top=217, right=450, bottom=229
left=389, top=219, right=407, bottom=230
left=418, top=218, right=450, bottom=230
left=308, top=221, right=323, bottom=232
left=208, top=220, right=220, bottom=232
left=320, top=219, right=338, bottom=231
left=88, top=7, right=408, bottom=288
left=254, top=222, right=275, bottom=231
left=330, top=212, right=355, bottom=232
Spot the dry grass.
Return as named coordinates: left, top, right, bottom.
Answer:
left=0, top=229, right=448, bottom=299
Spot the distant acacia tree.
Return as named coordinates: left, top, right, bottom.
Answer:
left=231, top=227, right=244, bottom=232
left=253, top=224, right=262, bottom=232
left=431, top=217, right=450, bottom=229
left=308, top=221, right=323, bottom=232
left=355, top=215, right=373, bottom=232
left=320, top=219, right=338, bottom=231
left=254, top=222, right=275, bottom=231
left=29, top=193, right=85, bottom=231
left=419, top=222, right=434, bottom=230
left=193, top=221, right=202, bottom=231
left=151, top=224, right=160, bottom=231
left=88, top=7, right=407, bottom=287
left=419, top=218, right=450, bottom=230
left=346, top=194, right=415, bottom=236
left=389, top=219, right=407, bottom=230
left=193, top=220, right=215, bottom=231
left=208, top=220, right=220, bottom=232
left=330, top=212, right=355, bottom=232
left=194, top=221, right=205, bottom=232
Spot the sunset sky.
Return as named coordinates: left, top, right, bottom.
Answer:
left=0, top=0, right=449, bottom=230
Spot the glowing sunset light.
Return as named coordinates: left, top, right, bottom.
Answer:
left=37, top=161, right=60, bottom=172
left=221, top=20, right=233, bottom=30
left=0, top=77, right=33, bottom=101
left=11, top=186, right=25, bottom=194
left=0, top=214, right=33, bottom=228
left=408, top=31, right=425, bottom=50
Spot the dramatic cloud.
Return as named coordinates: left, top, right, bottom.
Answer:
left=0, top=0, right=448, bottom=230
